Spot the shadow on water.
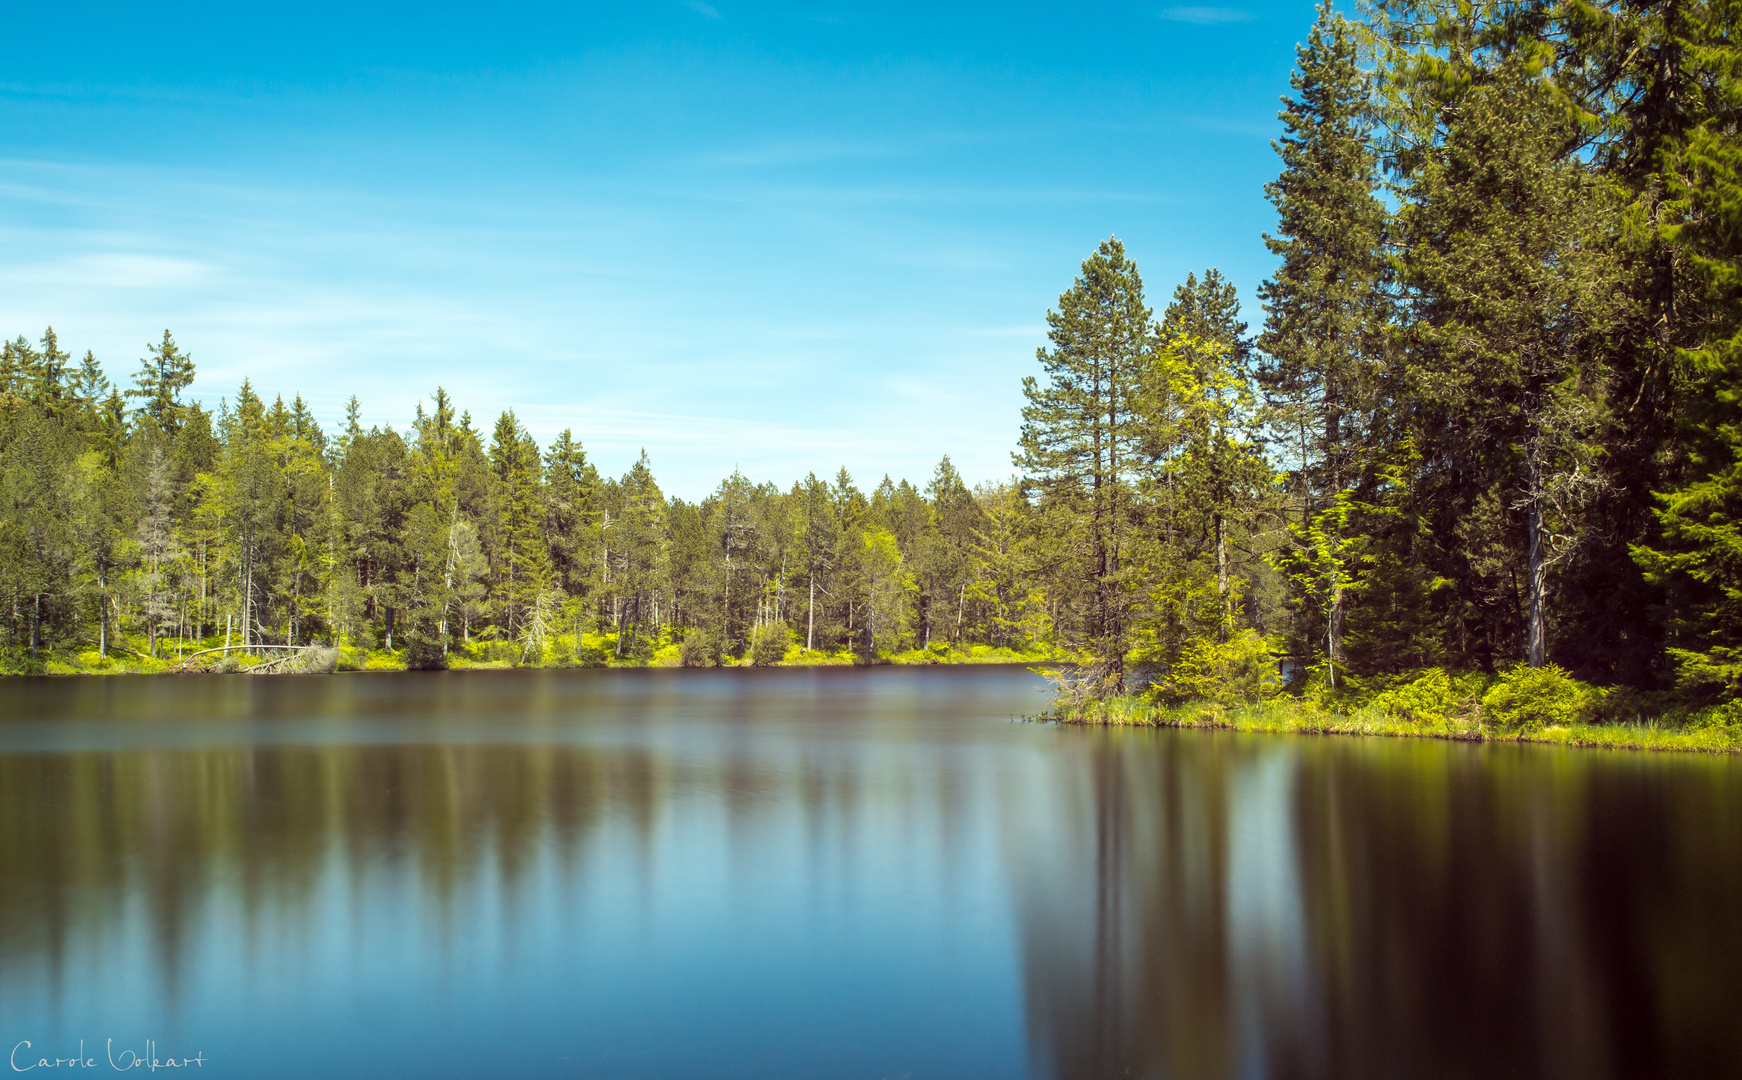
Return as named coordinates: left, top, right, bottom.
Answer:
left=0, top=669, right=1739, bottom=1078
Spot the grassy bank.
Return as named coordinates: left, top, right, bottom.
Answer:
left=1049, top=685, right=1742, bottom=756
left=6, top=632, right=1072, bottom=675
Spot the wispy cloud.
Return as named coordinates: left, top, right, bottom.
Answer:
left=1158, top=6, right=1256, bottom=24
left=686, top=1, right=722, bottom=18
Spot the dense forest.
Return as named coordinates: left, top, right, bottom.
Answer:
left=4, top=0, right=1742, bottom=706
left=0, top=332, right=1040, bottom=670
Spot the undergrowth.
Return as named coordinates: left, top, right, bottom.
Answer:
left=1046, top=664, right=1742, bottom=755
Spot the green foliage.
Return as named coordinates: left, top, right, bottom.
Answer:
left=1689, top=698, right=1742, bottom=733
left=402, top=614, right=449, bottom=671
left=679, top=630, right=718, bottom=668
left=1151, top=628, right=1280, bottom=705
left=749, top=622, right=789, bottom=666
left=1358, top=668, right=1488, bottom=726
left=1481, top=664, right=1606, bottom=733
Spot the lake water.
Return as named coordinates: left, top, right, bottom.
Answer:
left=1, top=667, right=1739, bottom=1079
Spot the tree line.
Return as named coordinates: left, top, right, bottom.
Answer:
left=0, top=327, right=1052, bottom=669
left=5, top=0, right=1742, bottom=701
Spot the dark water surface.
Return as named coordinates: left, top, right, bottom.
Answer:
left=1, top=668, right=1740, bottom=1079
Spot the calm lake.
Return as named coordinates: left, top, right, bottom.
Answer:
left=1, top=667, right=1739, bottom=1078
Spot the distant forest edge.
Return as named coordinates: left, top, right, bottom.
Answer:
left=7, top=0, right=1742, bottom=733
left=0, top=330, right=1052, bottom=673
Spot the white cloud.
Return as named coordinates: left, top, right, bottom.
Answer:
left=687, top=1, right=722, bottom=18
left=0, top=252, right=214, bottom=290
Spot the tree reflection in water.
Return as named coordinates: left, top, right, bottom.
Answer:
left=1, top=671, right=1740, bottom=1078
left=1011, top=730, right=1742, bottom=1079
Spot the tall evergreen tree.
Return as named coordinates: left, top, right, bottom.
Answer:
left=1017, top=237, right=1156, bottom=692
left=1257, top=1, right=1392, bottom=674
left=488, top=411, right=552, bottom=638
left=1633, top=2, right=1742, bottom=696
left=1381, top=0, right=1627, bottom=669
left=126, top=331, right=196, bottom=435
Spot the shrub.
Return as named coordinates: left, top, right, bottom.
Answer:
left=749, top=623, right=789, bottom=667
left=403, top=624, right=449, bottom=670
left=679, top=630, right=718, bottom=668
left=1481, top=664, right=1603, bottom=733
left=1152, top=629, right=1280, bottom=705
left=1689, top=698, right=1742, bottom=732
left=1361, top=668, right=1487, bottom=727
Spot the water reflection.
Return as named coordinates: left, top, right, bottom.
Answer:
left=1016, top=730, right=1742, bottom=1080
left=0, top=670, right=1739, bottom=1078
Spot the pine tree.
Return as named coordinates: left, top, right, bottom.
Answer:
left=1016, top=237, right=1156, bottom=693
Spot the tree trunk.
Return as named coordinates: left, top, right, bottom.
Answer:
left=1327, top=584, right=1344, bottom=689
left=807, top=572, right=816, bottom=651
left=1526, top=439, right=1548, bottom=668
left=242, top=531, right=255, bottom=649
left=1215, top=512, right=1230, bottom=640
left=98, top=563, right=108, bottom=659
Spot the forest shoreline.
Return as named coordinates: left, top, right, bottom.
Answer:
left=4, top=637, right=1071, bottom=676
left=1048, top=697, right=1742, bottom=757
left=11, top=651, right=1738, bottom=756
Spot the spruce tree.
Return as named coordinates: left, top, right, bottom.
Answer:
left=1632, top=5, right=1742, bottom=696
left=489, top=411, right=552, bottom=639
left=1382, top=2, right=1626, bottom=669
left=1257, top=1, right=1391, bottom=675
left=126, top=331, right=195, bottom=435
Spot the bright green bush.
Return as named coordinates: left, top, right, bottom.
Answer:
left=1360, top=668, right=1487, bottom=727
left=1152, top=629, right=1280, bottom=705
left=1481, top=664, right=1604, bottom=733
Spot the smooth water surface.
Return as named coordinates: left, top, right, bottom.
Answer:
left=1, top=668, right=1739, bottom=1079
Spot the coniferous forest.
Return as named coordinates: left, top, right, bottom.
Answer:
left=6, top=0, right=1742, bottom=734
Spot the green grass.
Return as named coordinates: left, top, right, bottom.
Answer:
left=1047, top=695, right=1742, bottom=755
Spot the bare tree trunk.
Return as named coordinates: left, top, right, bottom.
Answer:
left=807, top=572, right=816, bottom=651
left=98, top=563, right=108, bottom=659
left=1526, top=439, right=1548, bottom=668
left=1327, top=585, right=1344, bottom=689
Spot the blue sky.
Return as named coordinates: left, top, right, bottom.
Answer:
left=1, top=0, right=1313, bottom=498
